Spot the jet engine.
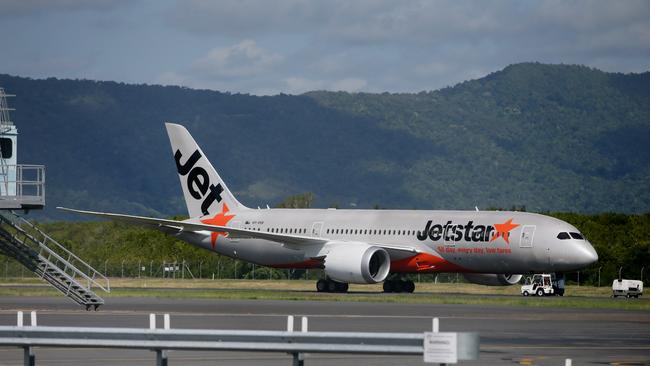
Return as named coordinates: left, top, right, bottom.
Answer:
left=462, top=273, right=522, bottom=286
left=323, top=242, right=390, bottom=284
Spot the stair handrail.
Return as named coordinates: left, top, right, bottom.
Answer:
left=38, top=256, right=102, bottom=305
left=3, top=212, right=110, bottom=293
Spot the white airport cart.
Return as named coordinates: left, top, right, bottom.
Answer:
left=612, top=279, right=643, bottom=298
left=521, top=274, right=554, bottom=296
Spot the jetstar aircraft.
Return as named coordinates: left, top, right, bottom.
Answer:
left=60, top=123, right=598, bottom=293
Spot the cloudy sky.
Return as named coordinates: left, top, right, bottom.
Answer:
left=1, top=0, right=648, bottom=95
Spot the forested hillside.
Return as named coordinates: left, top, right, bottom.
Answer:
left=0, top=63, right=648, bottom=219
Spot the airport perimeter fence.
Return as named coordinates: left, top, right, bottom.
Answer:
left=0, top=255, right=471, bottom=283
left=1, top=254, right=644, bottom=286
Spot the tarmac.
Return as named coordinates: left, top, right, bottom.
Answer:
left=0, top=296, right=648, bottom=365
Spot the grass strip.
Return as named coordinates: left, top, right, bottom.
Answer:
left=0, top=278, right=647, bottom=311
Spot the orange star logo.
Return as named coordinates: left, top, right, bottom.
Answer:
left=491, top=218, right=519, bottom=244
left=200, top=203, right=235, bottom=249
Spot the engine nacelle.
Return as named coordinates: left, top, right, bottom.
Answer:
left=463, top=273, right=522, bottom=286
left=323, top=242, right=390, bottom=284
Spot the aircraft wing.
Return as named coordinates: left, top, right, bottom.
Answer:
left=58, top=207, right=331, bottom=247
left=58, top=207, right=421, bottom=255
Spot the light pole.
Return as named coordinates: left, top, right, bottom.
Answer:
left=121, top=260, right=125, bottom=278
left=597, top=266, right=602, bottom=287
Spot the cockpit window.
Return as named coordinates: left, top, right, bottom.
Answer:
left=569, top=232, right=584, bottom=240
left=557, top=232, right=570, bottom=240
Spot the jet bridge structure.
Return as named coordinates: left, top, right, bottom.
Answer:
left=0, top=87, right=109, bottom=310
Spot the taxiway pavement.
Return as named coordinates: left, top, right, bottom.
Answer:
left=0, top=296, right=648, bottom=365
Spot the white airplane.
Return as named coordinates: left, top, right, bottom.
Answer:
left=60, top=123, right=598, bottom=293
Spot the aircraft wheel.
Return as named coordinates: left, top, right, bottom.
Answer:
left=536, top=288, right=545, bottom=297
left=327, top=280, right=337, bottom=293
left=316, top=279, right=327, bottom=292
left=392, top=280, right=404, bottom=293
left=404, top=280, right=415, bottom=293
left=523, top=291, right=529, bottom=296
left=336, top=282, right=349, bottom=293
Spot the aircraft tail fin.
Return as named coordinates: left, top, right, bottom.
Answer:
left=165, top=122, right=246, bottom=217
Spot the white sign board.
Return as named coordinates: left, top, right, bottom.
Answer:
left=424, top=332, right=457, bottom=364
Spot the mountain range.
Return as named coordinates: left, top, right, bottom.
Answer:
left=0, top=62, right=648, bottom=220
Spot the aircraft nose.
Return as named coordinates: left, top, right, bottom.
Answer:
left=577, top=241, right=598, bottom=266
left=586, top=242, right=598, bottom=264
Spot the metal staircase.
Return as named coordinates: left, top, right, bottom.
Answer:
left=0, top=87, right=109, bottom=309
left=0, top=211, right=110, bottom=310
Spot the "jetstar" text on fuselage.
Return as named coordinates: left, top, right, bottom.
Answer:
left=416, top=219, right=519, bottom=244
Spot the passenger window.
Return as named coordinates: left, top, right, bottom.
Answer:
left=557, top=232, right=570, bottom=240
left=569, top=232, right=584, bottom=240
left=0, top=138, right=12, bottom=159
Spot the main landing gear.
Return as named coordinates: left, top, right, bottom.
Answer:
left=316, top=278, right=349, bottom=293
left=382, top=277, right=415, bottom=293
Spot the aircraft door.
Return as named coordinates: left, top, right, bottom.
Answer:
left=311, top=222, right=324, bottom=237
left=519, top=225, right=535, bottom=248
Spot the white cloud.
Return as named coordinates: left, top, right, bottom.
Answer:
left=191, top=39, right=283, bottom=78
left=155, top=39, right=289, bottom=94
left=157, top=0, right=650, bottom=93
